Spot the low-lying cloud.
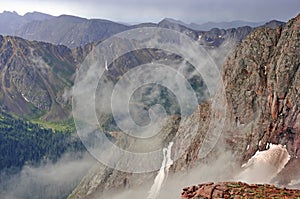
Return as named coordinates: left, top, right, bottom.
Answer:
left=0, top=152, right=95, bottom=199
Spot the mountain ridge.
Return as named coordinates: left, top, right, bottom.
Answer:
left=164, top=17, right=266, bottom=31
left=0, top=11, right=286, bottom=49
left=0, top=11, right=53, bottom=35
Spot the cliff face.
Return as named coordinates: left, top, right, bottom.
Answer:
left=68, top=14, right=299, bottom=198
left=222, top=14, right=300, bottom=161
left=172, top=12, right=300, bottom=183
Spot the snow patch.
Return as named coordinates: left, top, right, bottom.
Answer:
left=238, top=144, right=290, bottom=184
left=289, top=179, right=300, bottom=186
left=22, top=93, right=30, bottom=102
left=105, top=60, right=108, bottom=71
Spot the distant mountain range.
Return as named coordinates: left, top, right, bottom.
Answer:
left=164, top=18, right=266, bottom=31
left=0, top=11, right=286, bottom=48
left=14, top=15, right=130, bottom=48
left=0, top=11, right=53, bottom=35
left=164, top=17, right=286, bottom=31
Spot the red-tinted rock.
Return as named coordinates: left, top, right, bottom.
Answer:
left=181, top=182, right=300, bottom=199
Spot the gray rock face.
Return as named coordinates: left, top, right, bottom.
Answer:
left=68, top=14, right=299, bottom=198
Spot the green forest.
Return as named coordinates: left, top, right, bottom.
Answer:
left=0, top=111, right=85, bottom=172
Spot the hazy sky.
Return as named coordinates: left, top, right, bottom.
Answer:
left=0, top=0, right=299, bottom=23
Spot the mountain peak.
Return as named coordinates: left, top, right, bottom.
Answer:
left=1, top=10, right=19, bottom=16
left=163, top=17, right=187, bottom=24
left=263, top=19, right=285, bottom=29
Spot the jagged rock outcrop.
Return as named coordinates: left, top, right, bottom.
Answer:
left=181, top=182, right=300, bottom=199
left=222, top=13, right=300, bottom=161
left=68, top=14, right=299, bottom=198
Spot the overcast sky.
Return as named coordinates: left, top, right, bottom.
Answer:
left=0, top=0, right=299, bottom=23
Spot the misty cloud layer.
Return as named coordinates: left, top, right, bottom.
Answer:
left=0, top=153, right=95, bottom=199
left=104, top=144, right=296, bottom=199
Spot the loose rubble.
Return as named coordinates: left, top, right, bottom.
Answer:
left=181, top=182, right=300, bottom=199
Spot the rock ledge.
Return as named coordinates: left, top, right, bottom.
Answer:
left=181, top=182, right=300, bottom=199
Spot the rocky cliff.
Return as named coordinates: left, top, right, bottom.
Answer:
left=222, top=13, right=299, bottom=161
left=181, top=182, right=300, bottom=199
left=173, top=12, right=300, bottom=187
left=68, top=14, right=299, bottom=198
